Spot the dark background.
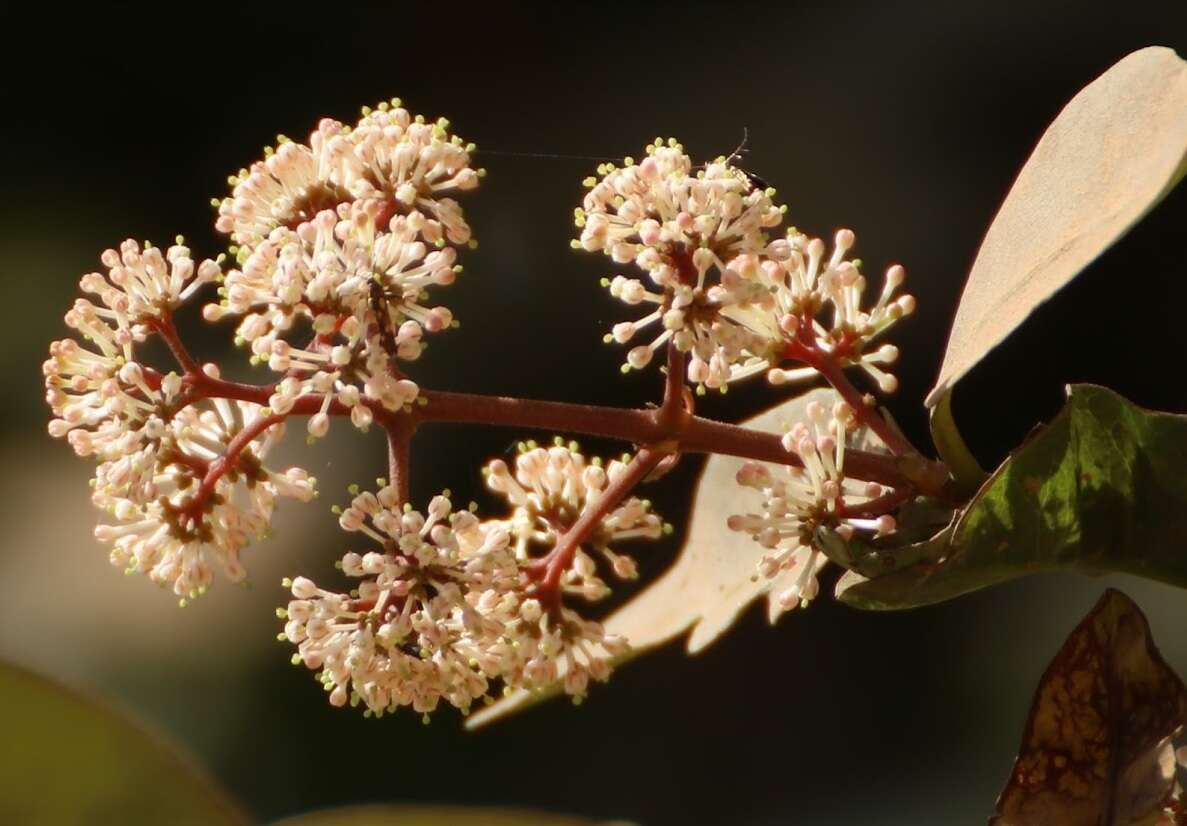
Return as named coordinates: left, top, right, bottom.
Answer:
left=2, top=2, right=1187, bottom=824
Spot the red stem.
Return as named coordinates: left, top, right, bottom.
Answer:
left=783, top=337, right=917, bottom=458
left=837, top=485, right=916, bottom=519
left=155, top=314, right=953, bottom=502
left=815, top=357, right=915, bottom=458
left=532, top=446, right=667, bottom=610
left=169, top=366, right=950, bottom=498
left=178, top=412, right=286, bottom=519
left=383, top=417, right=414, bottom=507
left=176, top=369, right=948, bottom=496
left=167, top=448, right=210, bottom=477
left=149, top=313, right=200, bottom=376
left=657, top=341, right=688, bottom=430
left=413, top=388, right=949, bottom=496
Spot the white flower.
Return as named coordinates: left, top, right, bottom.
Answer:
left=577, top=140, right=782, bottom=269
left=496, top=605, right=630, bottom=700
left=728, top=400, right=895, bottom=613
left=346, top=104, right=479, bottom=246
left=576, top=140, right=786, bottom=389
left=216, top=99, right=480, bottom=254
left=45, top=304, right=179, bottom=459
left=282, top=489, right=517, bottom=716
left=79, top=238, right=221, bottom=326
left=484, top=441, right=664, bottom=600
left=90, top=389, right=315, bottom=600
left=205, top=202, right=458, bottom=433
left=750, top=229, right=916, bottom=393
left=45, top=238, right=224, bottom=457
left=281, top=453, right=659, bottom=714
left=215, top=118, right=353, bottom=251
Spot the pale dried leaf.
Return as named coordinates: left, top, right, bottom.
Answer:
left=928, top=46, right=1187, bottom=408
left=467, top=389, right=841, bottom=729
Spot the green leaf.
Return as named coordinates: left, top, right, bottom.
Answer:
left=840, top=385, right=1187, bottom=610
left=468, top=388, right=865, bottom=729
left=0, top=657, right=249, bottom=826
left=928, top=47, right=1187, bottom=409
left=269, top=805, right=625, bottom=826
left=990, top=589, right=1186, bottom=825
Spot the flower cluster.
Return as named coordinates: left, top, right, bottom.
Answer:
left=44, top=241, right=316, bottom=600
left=77, top=239, right=221, bottom=328
left=577, top=139, right=785, bottom=390
left=215, top=101, right=478, bottom=251
left=44, top=98, right=922, bottom=724
left=281, top=478, right=650, bottom=717
left=205, top=99, right=482, bottom=438
left=282, top=488, right=513, bottom=716
left=736, top=230, right=916, bottom=392
left=485, top=440, right=665, bottom=599
left=728, top=400, right=895, bottom=615
left=577, top=141, right=914, bottom=395
left=92, top=389, right=315, bottom=600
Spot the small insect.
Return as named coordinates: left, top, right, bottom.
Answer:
left=712, top=127, right=773, bottom=191
left=368, top=278, right=399, bottom=358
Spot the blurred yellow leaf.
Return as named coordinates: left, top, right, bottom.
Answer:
left=0, top=657, right=248, bottom=826
left=468, top=389, right=858, bottom=729
left=269, top=805, right=630, bottom=825
left=928, top=46, right=1187, bottom=409
left=991, top=589, right=1187, bottom=826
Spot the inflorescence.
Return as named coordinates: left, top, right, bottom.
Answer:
left=45, top=101, right=919, bottom=719
left=579, top=138, right=914, bottom=395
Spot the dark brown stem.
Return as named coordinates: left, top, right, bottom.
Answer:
left=174, top=371, right=950, bottom=498
left=161, top=446, right=210, bottom=476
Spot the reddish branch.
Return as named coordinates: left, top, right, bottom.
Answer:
left=170, top=366, right=949, bottom=497
left=177, top=412, right=286, bottom=520
left=148, top=313, right=200, bottom=376
left=163, top=447, right=210, bottom=476
left=152, top=288, right=957, bottom=532
left=657, top=341, right=690, bottom=430
left=411, top=389, right=951, bottom=497
left=527, top=445, right=668, bottom=610
left=836, top=485, right=917, bottom=519
left=782, top=337, right=917, bottom=458
left=815, top=356, right=915, bottom=457
left=134, top=281, right=959, bottom=625
left=383, top=416, right=414, bottom=506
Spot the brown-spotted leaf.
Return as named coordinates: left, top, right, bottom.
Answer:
left=468, top=388, right=863, bottom=729
left=270, top=804, right=629, bottom=826
left=990, top=589, right=1187, bottom=826
left=928, top=46, right=1187, bottom=409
